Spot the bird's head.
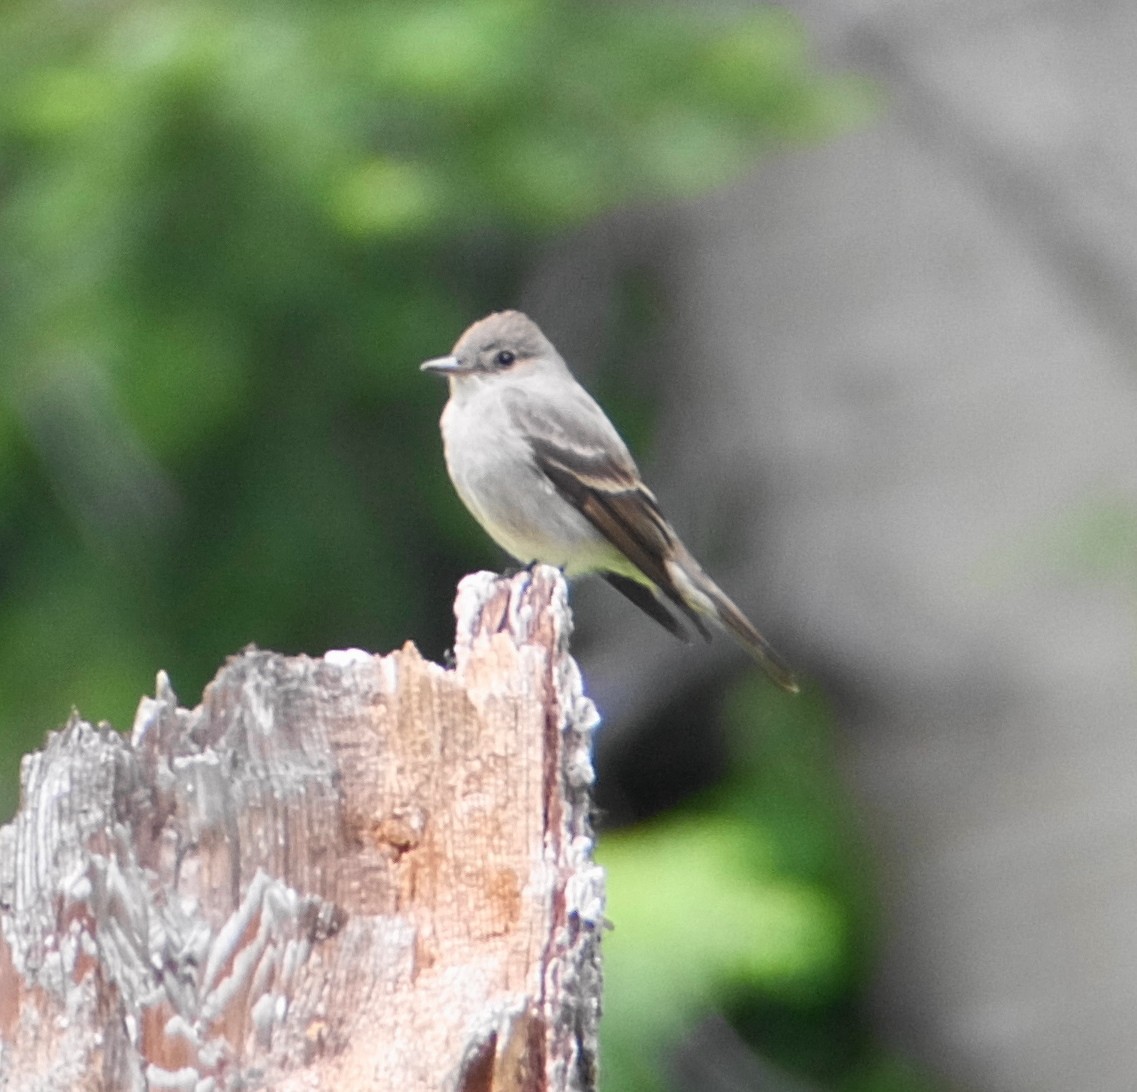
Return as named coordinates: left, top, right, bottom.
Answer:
left=420, top=310, right=564, bottom=390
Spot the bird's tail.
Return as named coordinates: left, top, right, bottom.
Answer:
left=666, top=552, right=800, bottom=694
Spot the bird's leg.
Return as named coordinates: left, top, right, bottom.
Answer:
left=518, top=559, right=542, bottom=597
left=499, top=559, right=540, bottom=579
left=497, top=560, right=542, bottom=602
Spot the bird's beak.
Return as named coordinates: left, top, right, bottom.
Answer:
left=420, top=355, right=466, bottom=376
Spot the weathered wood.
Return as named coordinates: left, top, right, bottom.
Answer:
left=0, top=568, right=603, bottom=1092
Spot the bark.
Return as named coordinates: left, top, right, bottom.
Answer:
left=0, top=568, right=603, bottom=1092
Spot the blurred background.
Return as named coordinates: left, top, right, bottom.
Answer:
left=3, top=1, right=1136, bottom=1090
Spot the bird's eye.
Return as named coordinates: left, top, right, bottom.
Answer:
left=494, top=349, right=516, bottom=367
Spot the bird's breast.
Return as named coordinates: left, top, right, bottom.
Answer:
left=439, top=398, right=615, bottom=572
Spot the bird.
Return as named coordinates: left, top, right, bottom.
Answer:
left=420, top=310, right=799, bottom=693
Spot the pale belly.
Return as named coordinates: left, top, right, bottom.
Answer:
left=443, top=432, right=623, bottom=574
left=454, top=459, right=620, bottom=574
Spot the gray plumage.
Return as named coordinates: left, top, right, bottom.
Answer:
left=421, top=310, right=799, bottom=693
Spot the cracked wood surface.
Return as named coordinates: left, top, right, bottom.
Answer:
left=0, top=568, right=603, bottom=1092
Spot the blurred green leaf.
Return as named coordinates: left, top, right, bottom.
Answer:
left=1051, top=496, right=1137, bottom=579
left=600, top=812, right=846, bottom=1089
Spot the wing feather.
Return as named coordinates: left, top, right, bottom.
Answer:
left=521, top=415, right=713, bottom=641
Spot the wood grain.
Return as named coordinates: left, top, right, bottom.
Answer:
left=0, top=567, right=602, bottom=1092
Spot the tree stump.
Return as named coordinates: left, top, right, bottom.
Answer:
left=0, top=568, right=603, bottom=1091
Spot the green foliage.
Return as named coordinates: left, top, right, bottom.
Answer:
left=600, top=812, right=846, bottom=1090
left=1038, top=493, right=1137, bottom=580
left=600, top=679, right=952, bottom=1091
left=600, top=681, right=887, bottom=1091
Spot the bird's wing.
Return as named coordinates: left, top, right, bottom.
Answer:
left=506, top=390, right=712, bottom=640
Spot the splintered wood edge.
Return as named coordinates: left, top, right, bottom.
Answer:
left=0, top=566, right=604, bottom=1092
